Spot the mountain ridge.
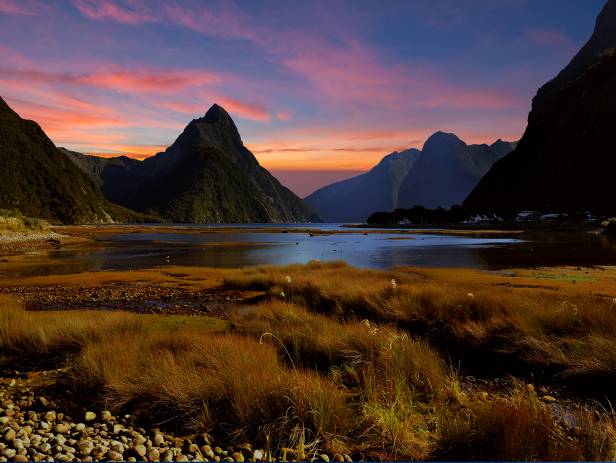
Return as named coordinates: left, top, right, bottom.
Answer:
left=305, top=148, right=420, bottom=222
left=464, top=0, right=616, bottom=215
left=0, top=97, right=120, bottom=224
left=67, top=104, right=319, bottom=223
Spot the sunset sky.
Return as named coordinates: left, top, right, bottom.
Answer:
left=0, top=0, right=604, bottom=196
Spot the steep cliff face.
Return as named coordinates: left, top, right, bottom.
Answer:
left=464, top=0, right=616, bottom=215
left=397, top=132, right=514, bottom=209
left=0, top=97, right=114, bottom=224
left=305, top=149, right=420, bottom=222
left=68, top=105, right=318, bottom=223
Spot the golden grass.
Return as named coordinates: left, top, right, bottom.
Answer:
left=225, top=261, right=616, bottom=382
left=4, top=260, right=616, bottom=460
left=437, top=383, right=616, bottom=461
left=0, top=296, right=144, bottom=363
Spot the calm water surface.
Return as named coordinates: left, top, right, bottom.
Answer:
left=4, top=224, right=616, bottom=278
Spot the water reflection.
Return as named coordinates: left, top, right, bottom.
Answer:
left=2, top=227, right=616, bottom=279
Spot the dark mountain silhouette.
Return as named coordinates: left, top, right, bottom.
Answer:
left=0, top=97, right=118, bottom=224
left=305, top=148, right=420, bottom=222
left=397, top=132, right=514, bottom=209
left=464, top=0, right=616, bottom=215
left=68, top=104, right=318, bottom=223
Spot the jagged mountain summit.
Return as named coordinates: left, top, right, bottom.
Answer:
left=305, top=148, right=420, bottom=222
left=68, top=104, right=319, bottom=223
left=0, top=97, right=116, bottom=224
left=464, top=0, right=616, bottom=215
left=396, top=132, right=514, bottom=210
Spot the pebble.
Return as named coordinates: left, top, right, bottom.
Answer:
left=134, top=444, right=147, bottom=457
left=3, top=428, right=16, bottom=442
left=85, top=411, right=96, bottom=422
left=542, top=395, right=557, bottom=402
left=106, top=450, right=123, bottom=461
left=37, top=396, right=50, bottom=408
left=56, top=423, right=71, bottom=434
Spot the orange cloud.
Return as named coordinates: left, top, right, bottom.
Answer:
left=85, top=144, right=167, bottom=159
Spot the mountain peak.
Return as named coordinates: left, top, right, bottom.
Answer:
left=0, top=96, right=20, bottom=121
left=423, top=131, right=465, bottom=150
left=202, top=103, right=230, bottom=123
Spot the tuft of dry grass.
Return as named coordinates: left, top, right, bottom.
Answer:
left=231, top=300, right=456, bottom=458
left=0, top=296, right=143, bottom=364
left=437, top=383, right=616, bottom=461
left=225, top=262, right=616, bottom=383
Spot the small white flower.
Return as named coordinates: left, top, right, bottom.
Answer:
left=285, top=275, right=292, bottom=284
left=280, top=291, right=286, bottom=298
left=390, top=279, right=397, bottom=290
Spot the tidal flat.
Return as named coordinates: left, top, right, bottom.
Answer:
left=2, top=227, right=616, bottom=461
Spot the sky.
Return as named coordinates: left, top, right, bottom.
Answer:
left=0, top=0, right=605, bottom=197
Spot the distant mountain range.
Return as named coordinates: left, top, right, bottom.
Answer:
left=305, top=148, right=419, bottom=222
left=306, top=133, right=514, bottom=222
left=397, top=132, right=514, bottom=210
left=464, top=0, right=616, bottom=215
left=0, top=100, right=317, bottom=224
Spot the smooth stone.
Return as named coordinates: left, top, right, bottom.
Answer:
left=153, top=433, right=165, bottom=446
left=232, top=452, right=244, bottom=462
left=319, top=455, right=330, bottom=462
left=101, top=411, right=113, bottom=422
left=135, top=444, right=147, bottom=457
left=109, top=440, right=124, bottom=453
left=0, top=449, right=16, bottom=458
left=147, top=447, right=161, bottom=461
left=84, top=412, right=96, bottom=422
left=3, top=428, right=16, bottom=442
left=201, top=445, right=215, bottom=459
left=107, top=450, right=124, bottom=461
left=37, top=397, right=50, bottom=408
left=55, top=423, right=71, bottom=435
left=253, top=450, right=263, bottom=461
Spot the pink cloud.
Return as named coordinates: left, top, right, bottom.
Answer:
left=0, top=67, right=222, bottom=93
left=0, top=0, right=37, bottom=15
left=158, top=97, right=271, bottom=123
left=72, top=0, right=156, bottom=25
left=524, top=28, right=572, bottom=47
left=276, top=111, right=292, bottom=121
left=215, top=97, right=270, bottom=122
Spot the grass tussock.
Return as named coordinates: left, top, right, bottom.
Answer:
left=225, top=262, right=616, bottom=382
left=231, top=301, right=457, bottom=458
left=437, top=383, right=616, bottom=461
left=4, top=260, right=616, bottom=460
left=0, top=297, right=143, bottom=363
left=0, top=209, right=48, bottom=232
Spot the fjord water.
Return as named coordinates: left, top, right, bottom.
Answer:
left=4, top=225, right=616, bottom=279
